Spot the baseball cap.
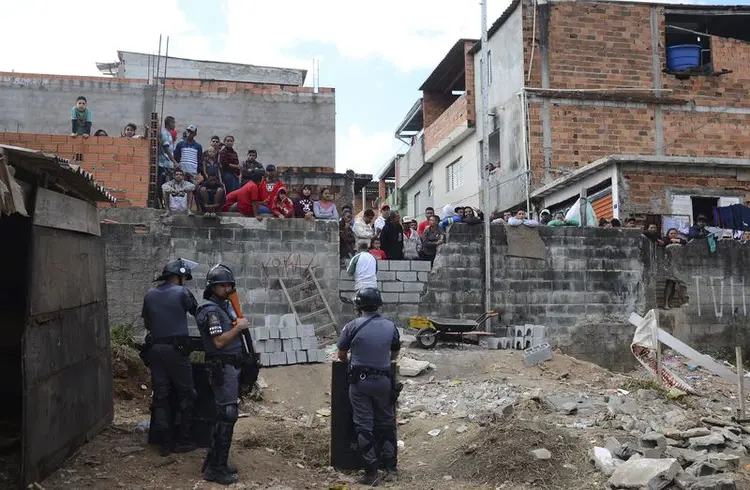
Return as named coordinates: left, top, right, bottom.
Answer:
left=381, top=204, right=390, bottom=211
left=266, top=164, right=277, bottom=172
left=541, top=208, right=551, bottom=215
left=186, top=124, right=197, bottom=133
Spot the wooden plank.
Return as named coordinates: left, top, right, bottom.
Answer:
left=310, top=268, right=339, bottom=333
left=33, top=187, right=100, bottom=236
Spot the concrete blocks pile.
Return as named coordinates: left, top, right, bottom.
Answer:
left=250, top=315, right=324, bottom=367
left=486, top=324, right=548, bottom=351
left=339, top=259, right=431, bottom=305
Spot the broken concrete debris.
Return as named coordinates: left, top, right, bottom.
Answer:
left=250, top=315, right=324, bottom=367
left=590, top=446, right=621, bottom=476
left=608, top=458, right=680, bottom=490
left=398, top=357, right=433, bottom=377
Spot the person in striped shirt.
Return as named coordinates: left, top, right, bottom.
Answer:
left=174, top=124, right=203, bottom=181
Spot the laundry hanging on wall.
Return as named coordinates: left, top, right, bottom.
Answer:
left=713, top=203, right=750, bottom=232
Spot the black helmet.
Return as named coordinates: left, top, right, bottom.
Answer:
left=155, top=258, right=193, bottom=281
left=205, top=264, right=236, bottom=287
left=354, top=288, right=382, bottom=311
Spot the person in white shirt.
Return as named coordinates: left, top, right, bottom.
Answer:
left=161, top=168, right=195, bottom=216
left=374, top=205, right=390, bottom=235
left=346, top=241, right=378, bottom=293
left=507, top=209, right=540, bottom=227
left=354, top=209, right=376, bottom=243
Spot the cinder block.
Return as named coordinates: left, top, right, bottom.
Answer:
left=269, top=326, right=280, bottom=339
left=255, top=326, right=270, bottom=340
left=340, top=269, right=351, bottom=280
left=286, top=351, right=297, bottom=364
left=249, top=329, right=259, bottom=341
left=410, top=260, right=432, bottom=272
left=299, top=324, right=315, bottom=337
left=396, top=271, right=417, bottom=282
left=252, top=340, right=262, bottom=352
left=417, top=272, right=430, bottom=282
left=260, top=352, right=270, bottom=366
left=399, top=293, right=421, bottom=303
left=523, top=336, right=532, bottom=349
left=378, top=261, right=390, bottom=271
left=402, top=282, right=425, bottom=293
left=377, top=271, right=396, bottom=281
left=382, top=281, right=404, bottom=292
left=283, top=338, right=294, bottom=352
left=315, top=349, right=327, bottom=363
left=279, top=313, right=298, bottom=328
left=514, top=327, right=524, bottom=338
left=514, top=336, right=525, bottom=350
left=302, top=336, right=318, bottom=350
left=340, top=280, right=356, bottom=291
left=499, top=337, right=510, bottom=349
left=389, top=260, right=411, bottom=271
left=532, top=325, right=547, bottom=339
left=267, top=339, right=282, bottom=353
left=279, top=325, right=294, bottom=339
left=523, top=342, right=552, bottom=367
left=305, top=350, right=316, bottom=362
left=292, top=338, right=302, bottom=350
left=265, top=315, right=281, bottom=328
left=523, top=324, right=533, bottom=337
left=296, top=350, right=308, bottom=363
left=381, top=292, right=399, bottom=303
left=270, top=351, right=287, bottom=366
left=487, top=337, right=502, bottom=349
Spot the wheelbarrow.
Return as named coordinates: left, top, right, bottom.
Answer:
left=413, top=308, right=503, bottom=349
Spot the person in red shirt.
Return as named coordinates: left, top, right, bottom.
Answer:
left=368, top=237, right=387, bottom=260
left=417, top=206, right=435, bottom=236
left=270, top=187, right=294, bottom=219
left=221, top=180, right=263, bottom=219
left=258, top=164, right=284, bottom=213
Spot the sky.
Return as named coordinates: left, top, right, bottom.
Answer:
left=1, top=0, right=748, bottom=175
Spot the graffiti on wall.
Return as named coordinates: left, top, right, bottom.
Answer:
left=692, top=276, right=747, bottom=318
left=257, top=253, right=317, bottom=288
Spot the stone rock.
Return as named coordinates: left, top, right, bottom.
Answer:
left=665, top=437, right=683, bottom=447
left=608, top=396, right=638, bottom=416
left=605, top=437, right=623, bottom=458
left=685, top=462, right=720, bottom=477
left=674, top=471, right=697, bottom=490
left=682, top=427, right=711, bottom=439
left=706, top=453, right=739, bottom=471
left=662, top=427, right=682, bottom=440
left=637, top=388, right=659, bottom=401
left=560, top=402, right=578, bottom=415
left=456, top=425, right=468, bottom=434
left=691, top=474, right=738, bottom=490
left=589, top=447, right=620, bottom=476
left=642, top=448, right=665, bottom=459
left=398, top=358, right=432, bottom=377
left=607, top=458, right=680, bottom=490
left=642, top=432, right=667, bottom=450
left=530, top=448, right=551, bottom=460
left=689, top=433, right=725, bottom=450
left=664, top=446, right=708, bottom=465
left=719, top=428, right=741, bottom=443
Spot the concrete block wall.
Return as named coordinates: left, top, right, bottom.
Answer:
left=0, top=133, right=149, bottom=207
left=101, top=209, right=340, bottom=334
left=250, top=319, right=324, bottom=367
left=339, top=259, right=432, bottom=327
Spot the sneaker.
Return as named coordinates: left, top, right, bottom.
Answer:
left=358, top=469, right=381, bottom=487
left=203, top=466, right=238, bottom=485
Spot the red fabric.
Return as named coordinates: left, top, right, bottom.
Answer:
left=222, top=181, right=259, bottom=215
left=369, top=249, right=387, bottom=260
left=417, top=220, right=430, bottom=236
left=259, top=178, right=284, bottom=205
left=270, top=186, right=294, bottom=218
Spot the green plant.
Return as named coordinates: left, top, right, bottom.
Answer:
left=111, top=323, right=136, bottom=348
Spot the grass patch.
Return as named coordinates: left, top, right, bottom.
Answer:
left=621, top=376, right=670, bottom=396
left=111, top=324, right=136, bottom=348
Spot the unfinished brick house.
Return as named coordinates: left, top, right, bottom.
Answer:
left=394, top=0, right=750, bottom=229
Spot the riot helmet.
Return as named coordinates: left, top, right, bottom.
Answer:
left=205, top=264, right=236, bottom=287
left=155, top=258, right=193, bottom=281
left=354, top=287, right=382, bottom=312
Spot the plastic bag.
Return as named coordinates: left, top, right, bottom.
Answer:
left=564, top=199, right=597, bottom=227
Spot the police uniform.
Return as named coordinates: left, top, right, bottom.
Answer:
left=141, top=259, right=198, bottom=455
left=337, top=288, right=401, bottom=484
left=196, top=264, right=244, bottom=485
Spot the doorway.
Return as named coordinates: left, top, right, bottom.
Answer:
left=0, top=213, right=32, bottom=487
left=691, top=196, right=719, bottom=225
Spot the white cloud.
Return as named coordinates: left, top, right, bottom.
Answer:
left=220, top=0, right=511, bottom=73
left=337, top=125, right=407, bottom=175
left=0, top=0, right=215, bottom=76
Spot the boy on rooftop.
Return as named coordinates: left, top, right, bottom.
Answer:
left=70, top=96, right=92, bottom=138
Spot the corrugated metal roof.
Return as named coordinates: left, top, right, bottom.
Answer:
left=0, top=145, right=116, bottom=203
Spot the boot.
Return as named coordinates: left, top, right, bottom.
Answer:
left=382, top=467, right=398, bottom=482
left=203, top=466, right=238, bottom=485
left=358, top=465, right=381, bottom=487
left=203, top=419, right=237, bottom=484
left=173, top=410, right=197, bottom=453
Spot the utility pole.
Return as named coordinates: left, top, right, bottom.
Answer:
left=480, top=0, right=492, bottom=313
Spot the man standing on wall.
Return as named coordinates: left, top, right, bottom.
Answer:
left=174, top=125, right=203, bottom=182
left=158, top=116, right=179, bottom=208
left=417, top=207, right=434, bottom=236
left=219, top=136, right=241, bottom=192
left=141, top=259, right=198, bottom=457
left=375, top=205, right=390, bottom=236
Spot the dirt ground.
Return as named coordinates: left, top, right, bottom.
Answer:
left=37, top=346, right=626, bottom=490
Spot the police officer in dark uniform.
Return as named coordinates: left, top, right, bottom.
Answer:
left=337, top=287, right=401, bottom=486
left=141, top=258, right=199, bottom=456
left=196, top=264, right=249, bottom=485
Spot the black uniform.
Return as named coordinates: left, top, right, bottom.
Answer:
left=196, top=274, right=244, bottom=485
left=141, top=263, right=198, bottom=454
left=337, top=288, right=401, bottom=483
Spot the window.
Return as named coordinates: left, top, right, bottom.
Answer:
left=446, top=158, right=464, bottom=192
left=427, top=180, right=433, bottom=197
left=691, top=196, right=719, bottom=225
left=413, top=192, right=421, bottom=218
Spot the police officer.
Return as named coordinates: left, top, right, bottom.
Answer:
left=196, top=264, right=249, bottom=485
left=141, top=258, right=199, bottom=456
left=336, top=287, right=401, bottom=486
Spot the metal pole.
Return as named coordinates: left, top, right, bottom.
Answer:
left=161, top=36, right=170, bottom=123
left=480, top=0, right=492, bottom=314
left=520, top=90, right=531, bottom=214
left=362, top=185, right=366, bottom=213
left=737, top=346, right=745, bottom=420
left=154, top=35, right=162, bottom=112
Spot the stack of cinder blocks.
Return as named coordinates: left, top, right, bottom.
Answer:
left=486, top=324, right=547, bottom=351
left=250, top=315, right=325, bottom=367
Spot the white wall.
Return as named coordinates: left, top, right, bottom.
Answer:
left=403, top=169, right=435, bottom=221
left=431, top=133, right=481, bottom=212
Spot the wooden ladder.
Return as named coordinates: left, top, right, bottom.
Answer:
left=279, top=267, right=339, bottom=334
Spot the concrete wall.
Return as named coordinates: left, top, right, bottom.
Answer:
left=101, top=209, right=341, bottom=333
left=119, top=51, right=306, bottom=86
left=0, top=73, right=335, bottom=169
left=403, top=168, right=434, bottom=222
left=431, top=132, right=480, bottom=210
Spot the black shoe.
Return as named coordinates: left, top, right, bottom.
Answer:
left=203, top=466, right=238, bottom=485
left=226, top=463, right=238, bottom=475
left=358, top=469, right=381, bottom=487
left=383, top=468, right=398, bottom=482
left=172, top=441, right=197, bottom=453
left=158, top=445, right=171, bottom=457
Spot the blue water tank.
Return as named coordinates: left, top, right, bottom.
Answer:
left=666, top=44, right=701, bottom=71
